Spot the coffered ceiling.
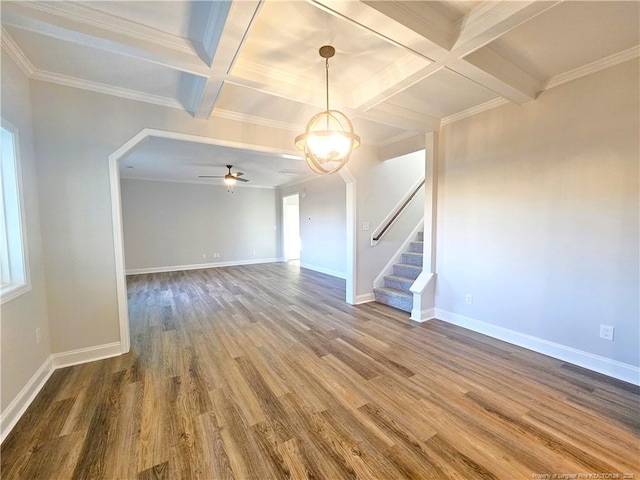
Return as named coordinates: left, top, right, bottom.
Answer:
left=2, top=1, right=638, bottom=187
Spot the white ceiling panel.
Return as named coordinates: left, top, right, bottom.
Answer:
left=214, top=82, right=318, bottom=129
left=487, top=1, right=640, bottom=81
left=386, top=68, right=499, bottom=118
left=351, top=118, right=407, bottom=146
left=215, top=82, right=405, bottom=146
left=120, top=137, right=310, bottom=187
left=425, top=1, right=478, bottom=22
left=75, top=1, right=195, bottom=40
left=231, top=0, right=428, bottom=108
left=7, top=26, right=188, bottom=99
left=440, top=1, right=483, bottom=18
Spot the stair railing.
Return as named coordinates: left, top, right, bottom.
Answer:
left=371, top=177, right=425, bottom=246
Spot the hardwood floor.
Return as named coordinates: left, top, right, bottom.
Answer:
left=2, top=262, right=639, bottom=479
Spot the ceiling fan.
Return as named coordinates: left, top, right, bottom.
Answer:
left=198, top=164, right=249, bottom=185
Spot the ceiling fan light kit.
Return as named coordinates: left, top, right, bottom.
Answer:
left=295, top=45, right=360, bottom=175
left=198, top=165, right=248, bottom=192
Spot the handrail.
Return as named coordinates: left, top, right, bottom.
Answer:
left=372, top=179, right=425, bottom=243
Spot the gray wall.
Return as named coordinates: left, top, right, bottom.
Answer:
left=437, top=59, right=639, bottom=367
left=350, top=149, right=425, bottom=298
left=279, top=174, right=346, bottom=278
left=0, top=53, right=51, bottom=411
left=29, top=79, right=292, bottom=355
left=121, top=179, right=278, bottom=271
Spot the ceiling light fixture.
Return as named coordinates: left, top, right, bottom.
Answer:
left=295, top=45, right=360, bottom=175
left=224, top=175, right=236, bottom=192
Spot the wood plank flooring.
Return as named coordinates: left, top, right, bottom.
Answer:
left=2, top=262, right=639, bottom=479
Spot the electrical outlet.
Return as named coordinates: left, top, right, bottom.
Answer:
left=36, top=328, right=41, bottom=344
left=252, top=250, right=256, bottom=256
left=202, top=253, right=207, bottom=259
left=599, top=324, right=614, bottom=341
left=465, top=294, right=473, bottom=305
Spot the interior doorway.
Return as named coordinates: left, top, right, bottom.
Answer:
left=282, top=194, right=300, bottom=261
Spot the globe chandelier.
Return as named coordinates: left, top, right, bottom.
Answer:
left=295, top=46, right=360, bottom=174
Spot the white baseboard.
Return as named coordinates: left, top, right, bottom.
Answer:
left=354, top=292, right=375, bottom=304
left=126, top=258, right=282, bottom=275
left=1, top=356, right=54, bottom=444
left=411, top=308, right=436, bottom=322
left=1, top=341, right=123, bottom=444
left=299, top=263, right=346, bottom=280
left=52, top=341, right=122, bottom=369
left=434, top=309, right=640, bottom=386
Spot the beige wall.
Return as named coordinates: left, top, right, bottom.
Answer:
left=437, top=59, right=639, bottom=366
left=27, top=76, right=407, bottom=355
left=0, top=53, right=51, bottom=411
left=351, top=149, right=425, bottom=298
left=279, top=173, right=347, bottom=278
left=121, top=179, right=278, bottom=270
left=29, top=80, right=296, bottom=354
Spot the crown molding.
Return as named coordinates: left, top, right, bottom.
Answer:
left=276, top=172, right=321, bottom=190
left=120, top=174, right=277, bottom=189
left=441, top=97, right=509, bottom=126
left=0, top=27, right=36, bottom=77
left=441, top=46, right=640, bottom=127
left=375, top=130, right=422, bottom=148
left=31, top=70, right=183, bottom=110
left=213, top=108, right=303, bottom=133
left=234, top=61, right=311, bottom=92
left=22, top=1, right=196, bottom=54
left=544, top=45, right=640, bottom=91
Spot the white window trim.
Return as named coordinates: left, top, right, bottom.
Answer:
left=1, top=119, right=31, bottom=304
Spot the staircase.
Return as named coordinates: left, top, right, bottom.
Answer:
left=373, top=231, right=424, bottom=313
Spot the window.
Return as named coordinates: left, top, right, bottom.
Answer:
left=1, top=122, right=29, bottom=303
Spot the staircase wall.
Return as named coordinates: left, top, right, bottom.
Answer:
left=349, top=149, right=425, bottom=302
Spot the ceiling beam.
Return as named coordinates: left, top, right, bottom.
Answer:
left=451, top=47, right=541, bottom=104
left=451, top=1, right=561, bottom=56
left=361, top=1, right=457, bottom=52
left=1, top=1, right=211, bottom=76
left=189, top=1, right=232, bottom=67
left=193, top=1, right=262, bottom=119
left=358, top=104, right=441, bottom=133
left=310, top=0, right=450, bottom=61
left=312, top=0, right=560, bottom=113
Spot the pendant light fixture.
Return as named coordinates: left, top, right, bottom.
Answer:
left=295, top=46, right=360, bottom=174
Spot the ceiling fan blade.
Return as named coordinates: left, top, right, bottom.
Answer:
left=232, top=172, right=244, bottom=177
left=198, top=175, right=224, bottom=178
left=235, top=177, right=249, bottom=182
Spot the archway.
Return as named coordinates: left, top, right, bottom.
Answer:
left=108, top=128, right=357, bottom=353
